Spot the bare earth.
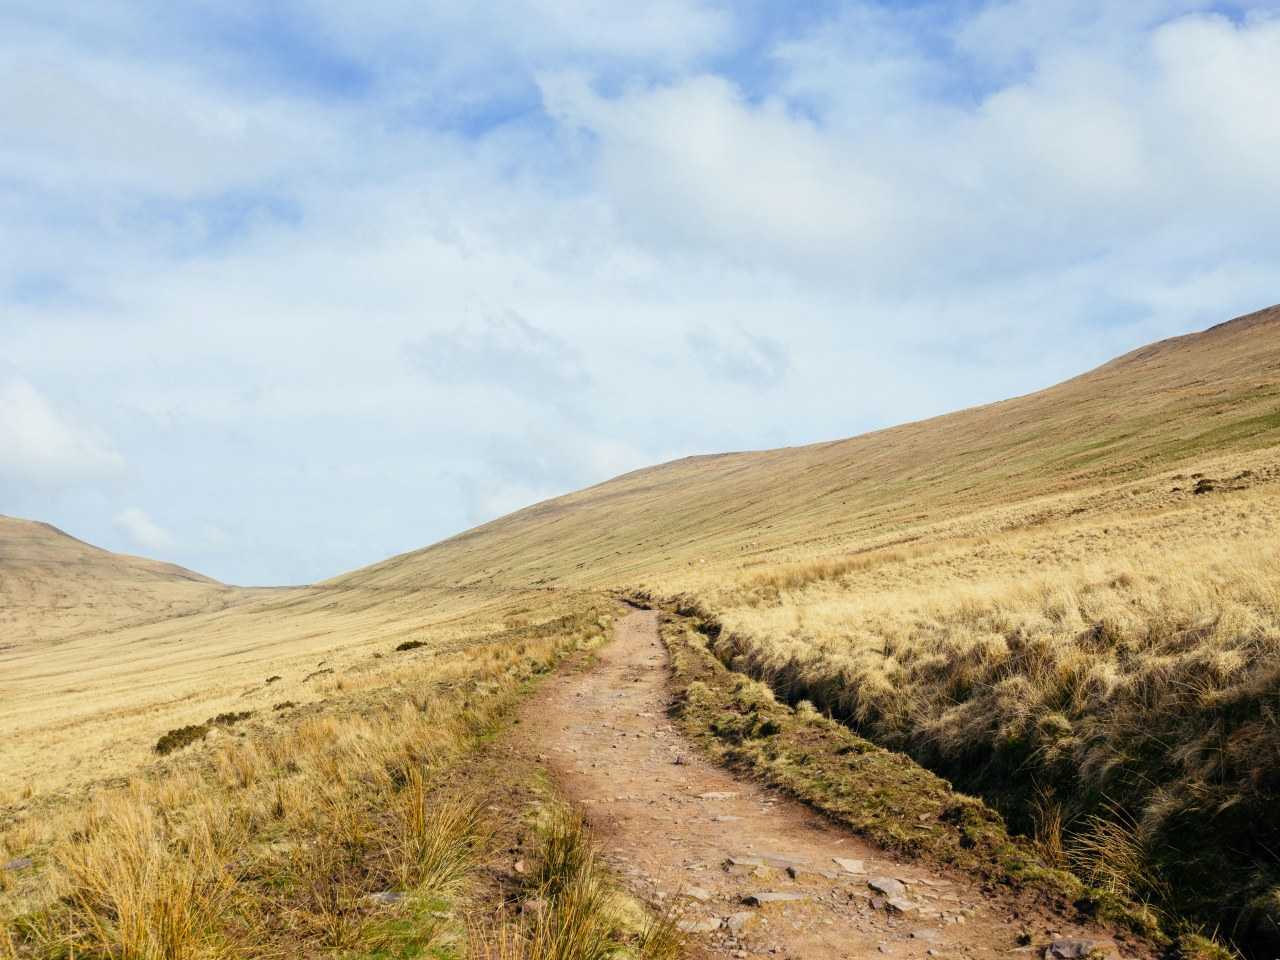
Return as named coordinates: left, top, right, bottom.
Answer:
left=523, top=609, right=1123, bottom=960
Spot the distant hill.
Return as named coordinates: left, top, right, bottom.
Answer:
left=0, top=515, right=235, bottom=650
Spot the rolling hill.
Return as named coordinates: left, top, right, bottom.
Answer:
left=3, top=303, right=1278, bottom=953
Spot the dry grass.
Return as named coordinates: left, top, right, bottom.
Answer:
left=697, top=511, right=1280, bottom=950
left=5, top=306, right=1280, bottom=956
left=469, top=804, right=682, bottom=960
left=1, top=600, right=626, bottom=960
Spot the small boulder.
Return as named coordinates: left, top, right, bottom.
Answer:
left=869, top=876, right=907, bottom=897
left=725, top=911, right=754, bottom=935
left=742, top=891, right=809, bottom=906
left=1044, top=939, right=1118, bottom=960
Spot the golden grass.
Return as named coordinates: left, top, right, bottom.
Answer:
left=2, top=600, right=623, bottom=960
left=693, top=497, right=1280, bottom=949
left=469, top=804, right=683, bottom=960
left=5, top=305, right=1280, bottom=955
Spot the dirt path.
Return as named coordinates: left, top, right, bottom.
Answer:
left=522, top=609, right=1122, bottom=960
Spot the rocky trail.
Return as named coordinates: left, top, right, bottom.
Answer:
left=521, top=609, right=1127, bottom=960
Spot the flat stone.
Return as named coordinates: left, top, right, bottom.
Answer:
left=742, top=891, right=809, bottom=906
left=887, top=897, right=918, bottom=914
left=1, top=857, right=33, bottom=872
left=677, top=917, right=723, bottom=933
left=758, top=853, right=809, bottom=869
left=725, top=911, right=754, bottom=934
left=700, top=791, right=736, bottom=800
left=711, top=815, right=743, bottom=822
left=912, top=929, right=944, bottom=942
left=683, top=886, right=712, bottom=902
left=833, top=857, right=866, bottom=874
left=869, top=876, right=907, bottom=897
left=1045, top=939, right=1118, bottom=960
left=785, top=864, right=838, bottom=880
left=364, top=891, right=406, bottom=906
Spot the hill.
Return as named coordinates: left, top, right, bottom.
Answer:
left=0, top=515, right=240, bottom=653
left=2, top=303, right=1279, bottom=956
left=335, top=302, right=1280, bottom=595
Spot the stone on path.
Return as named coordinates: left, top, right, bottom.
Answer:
left=833, top=857, right=865, bottom=874
left=886, top=896, right=918, bottom=914
left=699, top=791, right=736, bottom=800
left=682, top=886, right=712, bottom=902
left=725, top=911, right=754, bottom=934
left=1045, top=939, right=1118, bottom=960
left=742, top=891, right=809, bottom=906
left=869, top=876, right=907, bottom=897
left=912, top=928, right=944, bottom=941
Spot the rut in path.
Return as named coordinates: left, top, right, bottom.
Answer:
left=521, top=609, right=1120, bottom=960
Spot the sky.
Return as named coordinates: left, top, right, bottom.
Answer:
left=2, top=1, right=1279, bottom=585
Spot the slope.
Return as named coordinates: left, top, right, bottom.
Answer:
left=334, top=303, right=1280, bottom=595
left=0, top=515, right=242, bottom=652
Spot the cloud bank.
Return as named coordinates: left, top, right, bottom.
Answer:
left=3, top=1, right=1278, bottom=583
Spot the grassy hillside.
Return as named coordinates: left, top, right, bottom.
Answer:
left=3, top=304, right=1279, bottom=956
left=336, top=304, right=1280, bottom=597
left=0, top=516, right=241, bottom=651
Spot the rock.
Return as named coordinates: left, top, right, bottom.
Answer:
left=711, top=815, right=743, bottom=823
left=677, top=917, right=723, bottom=933
left=514, top=859, right=526, bottom=874
left=700, top=791, right=736, bottom=800
left=742, top=891, right=809, bottom=906
left=724, top=855, right=765, bottom=874
left=833, top=857, right=865, bottom=874
left=1, top=857, right=33, bottom=872
left=521, top=897, right=548, bottom=916
left=364, top=891, right=406, bottom=906
left=912, top=929, right=944, bottom=942
left=683, top=886, right=712, bottom=902
left=784, top=863, right=837, bottom=880
left=726, top=911, right=754, bottom=934
left=1044, top=939, right=1118, bottom=960
left=758, top=853, right=809, bottom=869
left=886, top=897, right=918, bottom=914
left=869, top=876, right=907, bottom=897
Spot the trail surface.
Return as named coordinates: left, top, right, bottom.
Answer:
left=523, top=609, right=1121, bottom=960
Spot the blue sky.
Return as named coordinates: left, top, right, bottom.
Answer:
left=3, top=0, right=1279, bottom=584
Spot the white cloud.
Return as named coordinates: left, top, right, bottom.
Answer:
left=1, top=2, right=1277, bottom=584
left=113, top=507, right=174, bottom=553
left=0, top=379, right=124, bottom=484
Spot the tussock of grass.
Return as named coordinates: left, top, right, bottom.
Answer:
left=470, top=804, right=683, bottom=960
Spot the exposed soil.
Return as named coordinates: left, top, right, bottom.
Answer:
left=522, top=609, right=1128, bottom=960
